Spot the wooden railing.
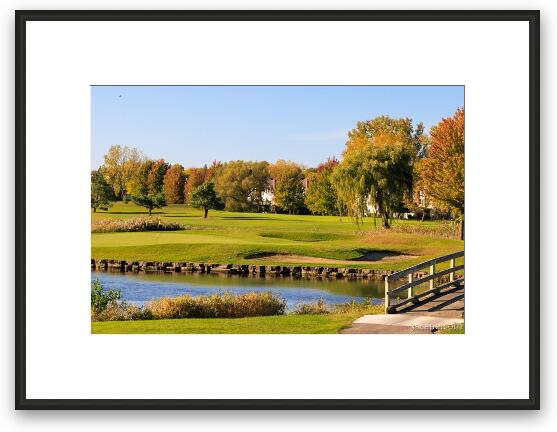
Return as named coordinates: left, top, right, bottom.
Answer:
left=384, top=251, right=464, bottom=314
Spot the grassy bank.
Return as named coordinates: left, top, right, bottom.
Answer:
left=91, top=202, right=463, bottom=270
left=91, top=312, right=365, bottom=334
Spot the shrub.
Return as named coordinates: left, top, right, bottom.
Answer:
left=146, top=292, right=286, bottom=319
left=91, top=217, right=187, bottom=233
left=92, top=301, right=153, bottom=322
left=91, top=279, right=121, bottom=313
left=293, top=299, right=329, bottom=315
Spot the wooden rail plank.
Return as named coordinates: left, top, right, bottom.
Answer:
left=384, top=250, right=464, bottom=314
left=389, top=264, right=464, bottom=297
left=387, top=251, right=464, bottom=281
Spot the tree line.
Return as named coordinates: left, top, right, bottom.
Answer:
left=91, top=108, right=464, bottom=238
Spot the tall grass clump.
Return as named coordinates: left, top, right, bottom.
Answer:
left=388, top=222, right=461, bottom=240
left=91, top=217, right=188, bottom=233
left=332, top=298, right=383, bottom=314
left=292, top=299, right=329, bottom=315
left=146, top=292, right=286, bottom=319
left=292, top=298, right=383, bottom=315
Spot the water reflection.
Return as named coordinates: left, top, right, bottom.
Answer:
left=91, top=270, right=386, bottom=309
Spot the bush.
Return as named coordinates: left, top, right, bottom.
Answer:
left=91, top=217, right=187, bottom=233
left=147, top=292, right=286, bottom=319
left=91, top=279, right=121, bottom=313
left=92, top=301, right=153, bottom=322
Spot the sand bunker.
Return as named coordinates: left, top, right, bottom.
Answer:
left=247, top=252, right=415, bottom=264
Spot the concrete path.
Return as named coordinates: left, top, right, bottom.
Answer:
left=340, top=286, right=465, bottom=334
left=340, top=314, right=464, bottom=334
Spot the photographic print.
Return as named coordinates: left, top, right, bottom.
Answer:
left=17, top=9, right=539, bottom=410
left=90, top=85, right=465, bottom=335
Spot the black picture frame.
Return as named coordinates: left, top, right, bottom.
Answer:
left=14, top=9, right=540, bottom=410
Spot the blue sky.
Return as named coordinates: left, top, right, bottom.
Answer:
left=91, top=86, right=464, bottom=169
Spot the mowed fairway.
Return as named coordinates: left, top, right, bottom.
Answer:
left=91, top=202, right=463, bottom=270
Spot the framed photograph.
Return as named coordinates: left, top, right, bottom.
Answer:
left=15, top=10, right=539, bottom=409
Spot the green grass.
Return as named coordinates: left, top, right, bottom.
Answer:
left=91, top=202, right=463, bottom=270
left=437, top=324, right=465, bottom=334
left=91, top=313, right=363, bottom=334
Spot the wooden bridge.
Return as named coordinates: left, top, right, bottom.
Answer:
left=341, top=251, right=464, bottom=334
left=384, top=250, right=464, bottom=316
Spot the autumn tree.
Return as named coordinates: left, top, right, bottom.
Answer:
left=91, top=170, right=113, bottom=212
left=101, top=145, right=144, bottom=199
left=127, top=159, right=153, bottom=197
left=147, top=159, right=170, bottom=195
left=419, top=108, right=465, bottom=239
left=214, top=161, right=269, bottom=212
left=305, top=157, right=340, bottom=216
left=189, top=182, right=221, bottom=218
left=163, top=164, right=186, bottom=204
left=333, top=120, right=415, bottom=228
left=345, top=116, right=424, bottom=158
left=268, top=160, right=306, bottom=214
left=183, top=165, right=208, bottom=203
left=132, top=193, right=166, bottom=216
left=207, top=160, right=224, bottom=181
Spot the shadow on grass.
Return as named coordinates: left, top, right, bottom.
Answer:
left=222, top=216, right=312, bottom=222
left=97, top=211, right=163, bottom=215
left=221, top=216, right=275, bottom=221
left=161, top=215, right=204, bottom=218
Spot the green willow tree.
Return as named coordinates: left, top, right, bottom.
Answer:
left=334, top=116, right=417, bottom=228
left=345, top=115, right=424, bottom=157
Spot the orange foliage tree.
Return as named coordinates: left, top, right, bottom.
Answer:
left=183, top=165, right=208, bottom=203
left=163, top=164, right=186, bottom=204
left=419, top=108, right=465, bottom=239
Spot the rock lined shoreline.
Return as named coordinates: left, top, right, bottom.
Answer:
left=91, top=259, right=396, bottom=279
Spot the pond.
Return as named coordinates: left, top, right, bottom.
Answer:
left=91, top=270, right=387, bottom=310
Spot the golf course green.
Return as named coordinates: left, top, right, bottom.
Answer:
left=91, top=202, right=463, bottom=270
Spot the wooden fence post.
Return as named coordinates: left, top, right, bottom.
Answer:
left=408, top=272, right=414, bottom=299
left=384, top=276, right=390, bottom=314
left=430, top=263, right=435, bottom=291
left=450, top=258, right=455, bottom=283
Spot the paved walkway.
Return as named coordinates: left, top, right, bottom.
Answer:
left=340, top=287, right=464, bottom=334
